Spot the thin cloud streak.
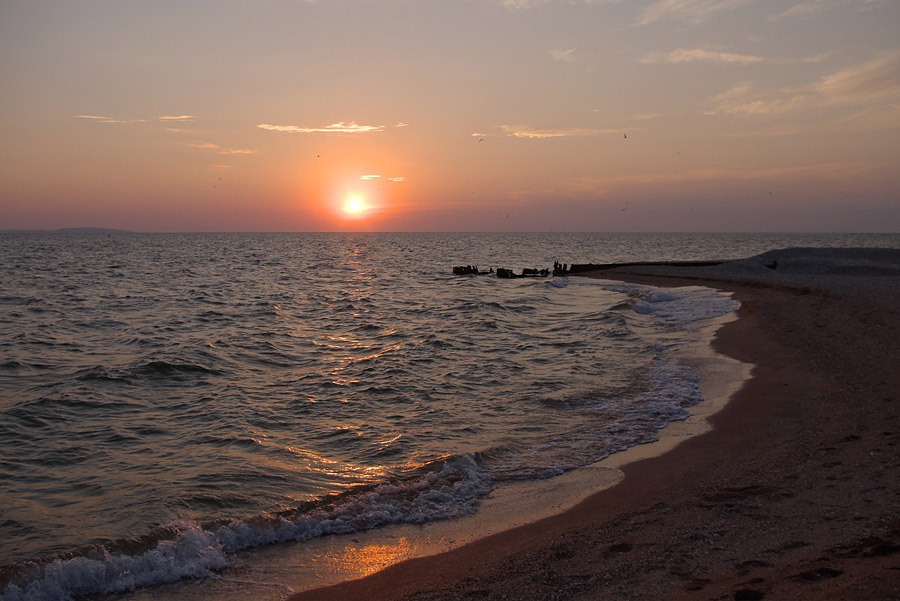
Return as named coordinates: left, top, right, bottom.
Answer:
left=502, top=125, right=623, bottom=138
left=708, top=51, right=900, bottom=119
left=190, top=142, right=256, bottom=155
left=550, top=48, right=576, bottom=62
left=769, top=1, right=827, bottom=21
left=635, top=0, right=751, bottom=26
left=642, top=48, right=764, bottom=64
left=502, top=0, right=621, bottom=9
left=641, top=48, right=828, bottom=65
left=360, top=174, right=405, bottom=182
left=771, top=0, right=889, bottom=21
left=257, top=122, right=385, bottom=134
left=76, top=114, right=193, bottom=124
left=76, top=115, right=144, bottom=124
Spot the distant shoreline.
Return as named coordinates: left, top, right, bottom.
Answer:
left=0, top=227, right=134, bottom=234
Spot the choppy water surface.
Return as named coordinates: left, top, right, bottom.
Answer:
left=1, top=232, right=896, bottom=600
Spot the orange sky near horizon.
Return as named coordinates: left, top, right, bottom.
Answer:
left=1, top=0, right=899, bottom=233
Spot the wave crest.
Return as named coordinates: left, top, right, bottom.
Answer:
left=0, top=455, right=490, bottom=601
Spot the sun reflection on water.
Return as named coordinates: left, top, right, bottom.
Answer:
left=328, top=537, right=417, bottom=579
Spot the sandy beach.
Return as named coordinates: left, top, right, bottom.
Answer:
left=290, top=248, right=900, bottom=601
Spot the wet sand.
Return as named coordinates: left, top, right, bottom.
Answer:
left=291, top=248, right=900, bottom=601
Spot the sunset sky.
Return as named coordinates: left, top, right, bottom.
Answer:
left=1, top=0, right=898, bottom=232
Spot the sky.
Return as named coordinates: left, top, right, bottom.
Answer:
left=1, top=0, right=898, bottom=232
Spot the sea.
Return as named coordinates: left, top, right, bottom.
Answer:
left=2, top=232, right=898, bottom=601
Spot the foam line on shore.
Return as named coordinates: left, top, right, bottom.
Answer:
left=279, top=308, right=750, bottom=599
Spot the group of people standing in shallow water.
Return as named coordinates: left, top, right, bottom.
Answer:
left=553, top=261, right=569, bottom=275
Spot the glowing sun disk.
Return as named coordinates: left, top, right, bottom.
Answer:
left=343, top=197, right=366, bottom=215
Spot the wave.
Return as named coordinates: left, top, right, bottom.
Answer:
left=0, top=455, right=491, bottom=601
left=601, top=281, right=739, bottom=325
left=129, top=361, right=222, bottom=382
left=546, top=277, right=569, bottom=288
left=74, top=366, right=132, bottom=384
left=482, top=359, right=702, bottom=482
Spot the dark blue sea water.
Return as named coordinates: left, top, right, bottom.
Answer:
left=1, top=232, right=897, bottom=601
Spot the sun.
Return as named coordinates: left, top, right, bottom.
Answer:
left=342, top=196, right=367, bottom=216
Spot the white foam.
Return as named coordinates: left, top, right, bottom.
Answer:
left=0, top=456, right=491, bottom=601
left=0, top=524, right=228, bottom=601
left=600, top=281, right=739, bottom=325
left=479, top=279, right=735, bottom=485
left=485, top=358, right=703, bottom=482
left=546, top=277, right=569, bottom=288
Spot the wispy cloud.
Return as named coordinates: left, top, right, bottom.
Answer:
left=190, top=142, right=255, bottom=154
left=76, top=114, right=194, bottom=124
left=550, top=48, right=576, bottom=62
left=502, top=0, right=544, bottom=7
left=635, top=0, right=750, bottom=26
left=360, top=174, right=405, bottom=182
left=502, top=0, right=621, bottom=9
left=257, top=121, right=384, bottom=134
left=815, top=51, right=900, bottom=101
left=769, top=1, right=826, bottom=21
left=641, top=48, right=828, bottom=65
left=641, top=48, right=765, bottom=64
left=769, top=0, right=887, bottom=21
left=502, top=125, right=623, bottom=138
left=76, top=115, right=144, bottom=124
left=708, top=51, right=900, bottom=119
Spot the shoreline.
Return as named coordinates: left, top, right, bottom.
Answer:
left=106, top=275, right=746, bottom=601
left=263, top=306, right=751, bottom=596
left=120, top=285, right=748, bottom=601
left=290, top=248, right=900, bottom=601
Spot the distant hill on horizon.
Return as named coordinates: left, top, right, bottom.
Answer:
left=1, top=227, right=134, bottom=234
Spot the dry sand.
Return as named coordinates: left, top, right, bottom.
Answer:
left=291, top=248, right=900, bottom=601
